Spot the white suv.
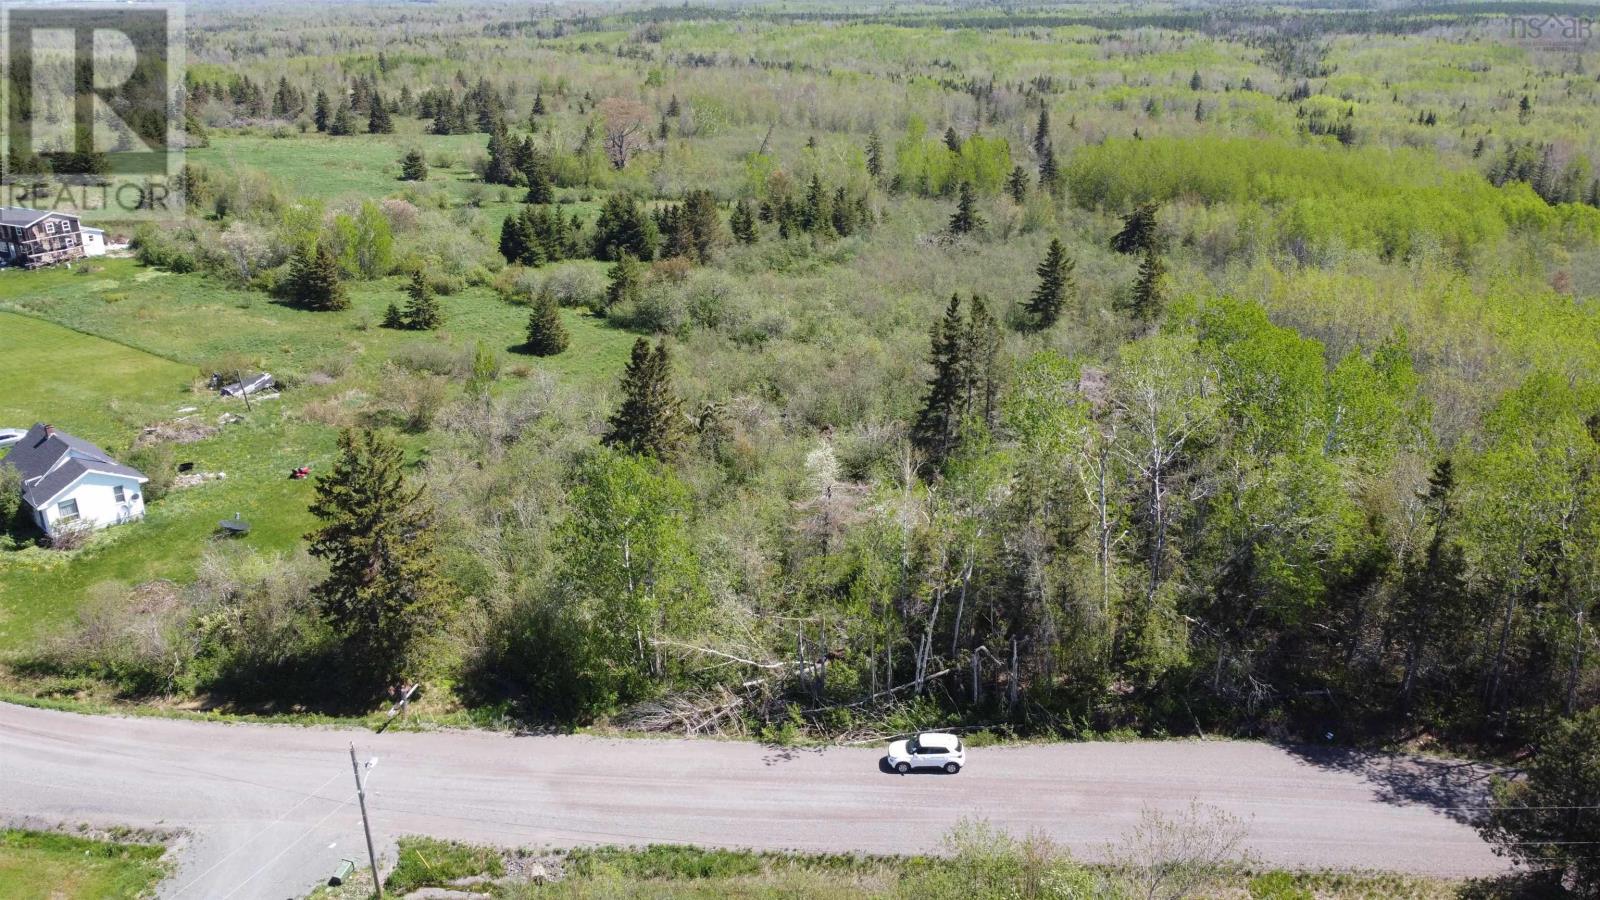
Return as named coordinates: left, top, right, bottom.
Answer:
left=887, top=732, right=966, bottom=774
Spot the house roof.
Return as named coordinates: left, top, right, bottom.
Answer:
left=81, top=227, right=105, bottom=235
left=0, top=207, right=78, bottom=228
left=2, top=423, right=146, bottom=509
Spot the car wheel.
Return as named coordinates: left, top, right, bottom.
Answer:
left=944, top=762, right=961, bottom=774
left=895, top=761, right=911, bottom=774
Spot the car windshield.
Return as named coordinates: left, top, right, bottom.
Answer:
left=905, top=738, right=919, bottom=753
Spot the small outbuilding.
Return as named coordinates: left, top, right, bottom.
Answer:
left=2, top=423, right=148, bottom=537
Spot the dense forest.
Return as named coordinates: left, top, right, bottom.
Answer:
left=6, top=0, right=1599, bottom=780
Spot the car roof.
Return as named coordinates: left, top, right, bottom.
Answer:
left=916, top=732, right=960, bottom=749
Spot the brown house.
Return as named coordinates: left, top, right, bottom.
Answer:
left=0, top=207, right=87, bottom=268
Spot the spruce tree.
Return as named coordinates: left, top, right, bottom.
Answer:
left=603, top=338, right=684, bottom=459
left=382, top=302, right=405, bottom=329
left=307, top=428, right=452, bottom=691
left=522, top=149, right=554, bottom=203
left=402, top=271, right=441, bottom=330
left=866, top=130, right=884, bottom=180
left=399, top=149, right=428, bottom=181
left=499, top=212, right=535, bottom=265
left=290, top=242, right=348, bottom=310
left=368, top=92, right=394, bottom=134
left=730, top=199, right=758, bottom=244
left=943, top=126, right=963, bottom=153
left=604, top=252, right=644, bottom=310
left=948, top=181, right=983, bottom=235
left=1110, top=201, right=1161, bottom=254
left=1033, top=106, right=1051, bottom=157
left=1006, top=166, right=1029, bottom=204
left=531, top=91, right=546, bottom=116
left=523, top=289, right=569, bottom=356
left=1123, top=246, right=1167, bottom=326
left=1025, top=237, right=1076, bottom=330
left=911, top=294, right=970, bottom=469
left=483, top=127, right=518, bottom=186
left=1038, top=143, right=1061, bottom=196
left=807, top=177, right=835, bottom=235
left=966, top=296, right=1002, bottom=431
left=329, top=102, right=354, bottom=136
left=314, top=90, right=331, bottom=132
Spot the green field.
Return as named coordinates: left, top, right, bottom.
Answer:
left=0, top=256, right=636, bottom=655
left=0, top=829, right=169, bottom=900
left=0, top=314, right=194, bottom=448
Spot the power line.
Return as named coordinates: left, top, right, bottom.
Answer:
left=168, top=769, right=347, bottom=898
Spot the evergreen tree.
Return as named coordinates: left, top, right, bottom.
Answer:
left=604, top=252, right=644, bottom=310
left=499, top=211, right=535, bottom=265
left=1111, top=201, right=1161, bottom=254
left=522, top=148, right=554, bottom=203
left=531, top=91, right=546, bottom=116
left=399, top=148, right=428, bottom=181
left=592, top=193, right=658, bottom=261
left=1123, top=246, right=1167, bottom=326
left=948, top=181, right=983, bottom=235
left=1006, top=166, right=1029, bottom=204
left=603, top=338, right=685, bottom=459
left=944, top=126, right=963, bottom=153
left=803, top=175, right=833, bottom=235
left=402, top=271, right=441, bottom=330
left=830, top=187, right=857, bottom=236
left=289, top=242, right=347, bottom=310
left=866, top=130, right=884, bottom=180
left=730, top=199, right=758, bottom=244
left=523, top=289, right=569, bottom=356
left=1025, top=237, right=1076, bottom=330
left=307, top=428, right=452, bottom=691
left=483, top=127, right=519, bottom=185
left=912, top=294, right=971, bottom=470
left=313, top=90, right=331, bottom=132
left=1033, top=106, right=1051, bottom=157
left=1190, top=69, right=1203, bottom=91
left=328, top=102, right=354, bottom=136
left=1038, top=143, right=1061, bottom=196
left=382, top=302, right=405, bottom=329
left=665, top=94, right=681, bottom=117
left=368, top=91, right=394, bottom=134
left=1395, top=458, right=1470, bottom=711
left=966, top=295, right=1002, bottom=431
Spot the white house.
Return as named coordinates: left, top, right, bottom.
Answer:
left=80, top=226, right=107, bottom=257
left=3, top=423, right=147, bottom=537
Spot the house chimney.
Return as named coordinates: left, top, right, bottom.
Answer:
left=43, top=424, right=54, bottom=437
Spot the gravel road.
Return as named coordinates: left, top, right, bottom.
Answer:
left=0, top=702, right=1505, bottom=898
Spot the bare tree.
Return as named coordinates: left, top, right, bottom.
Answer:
left=596, top=97, right=652, bottom=169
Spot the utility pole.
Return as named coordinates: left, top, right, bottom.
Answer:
left=349, top=743, right=383, bottom=898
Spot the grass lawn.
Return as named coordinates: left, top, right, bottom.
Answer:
left=0, top=256, right=637, bottom=656
left=0, top=313, right=194, bottom=448
left=0, top=829, right=169, bottom=900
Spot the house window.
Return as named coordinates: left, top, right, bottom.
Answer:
left=45, top=220, right=56, bottom=234
left=114, top=485, right=126, bottom=503
left=57, top=498, right=80, bottom=522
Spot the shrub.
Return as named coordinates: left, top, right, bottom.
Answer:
left=125, top=442, right=176, bottom=502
